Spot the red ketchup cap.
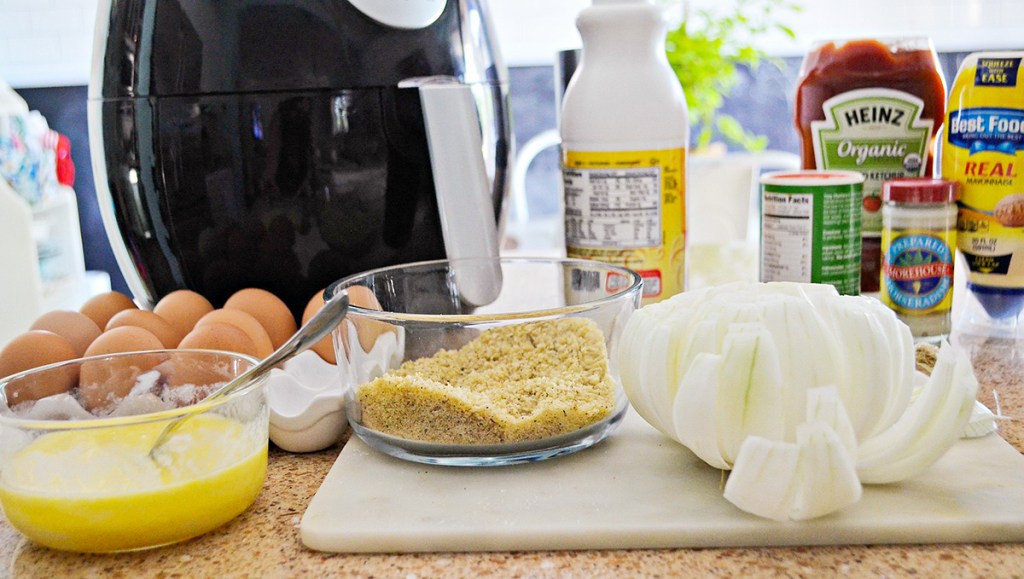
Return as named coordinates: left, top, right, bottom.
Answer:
left=882, top=178, right=960, bottom=204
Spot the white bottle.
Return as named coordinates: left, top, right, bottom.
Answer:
left=0, top=178, right=43, bottom=347
left=0, top=81, right=42, bottom=346
left=560, top=0, right=689, bottom=305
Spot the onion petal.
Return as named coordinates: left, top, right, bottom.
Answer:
left=806, top=385, right=857, bottom=456
left=790, top=422, right=863, bottom=520
left=673, top=354, right=730, bottom=469
left=856, top=343, right=978, bottom=484
left=962, top=401, right=998, bottom=439
left=724, top=422, right=861, bottom=521
left=722, top=436, right=800, bottom=521
left=716, top=327, right=785, bottom=464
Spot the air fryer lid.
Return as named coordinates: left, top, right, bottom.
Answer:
left=95, top=0, right=500, bottom=98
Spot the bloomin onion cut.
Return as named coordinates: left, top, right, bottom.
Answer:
left=619, top=282, right=980, bottom=521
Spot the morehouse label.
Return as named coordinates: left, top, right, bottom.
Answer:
left=882, top=233, right=954, bottom=311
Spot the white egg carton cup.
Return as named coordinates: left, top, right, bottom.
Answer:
left=268, top=351, right=347, bottom=453
left=268, top=325, right=406, bottom=453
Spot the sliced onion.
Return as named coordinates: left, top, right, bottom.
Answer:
left=618, top=282, right=983, bottom=521
left=724, top=421, right=861, bottom=522
left=962, top=401, right=998, bottom=438
left=806, top=385, right=857, bottom=456
left=856, top=344, right=978, bottom=484
left=722, top=435, right=800, bottom=521
left=789, top=422, right=862, bottom=520
left=673, top=354, right=729, bottom=469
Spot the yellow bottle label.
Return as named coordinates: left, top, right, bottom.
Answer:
left=562, top=148, right=686, bottom=304
left=943, top=54, right=1024, bottom=288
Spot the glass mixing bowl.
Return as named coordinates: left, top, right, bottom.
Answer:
left=326, top=257, right=642, bottom=466
left=0, top=350, right=269, bottom=552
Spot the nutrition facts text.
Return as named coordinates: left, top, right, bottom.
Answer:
left=564, top=168, right=662, bottom=249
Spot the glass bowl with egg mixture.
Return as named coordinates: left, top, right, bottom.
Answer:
left=0, top=349, right=269, bottom=553
left=326, top=257, right=643, bottom=466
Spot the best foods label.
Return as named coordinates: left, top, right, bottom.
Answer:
left=943, top=52, right=1024, bottom=288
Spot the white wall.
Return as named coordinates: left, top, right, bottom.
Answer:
left=0, top=0, right=99, bottom=88
left=0, top=0, right=1022, bottom=88
left=491, top=0, right=1024, bottom=65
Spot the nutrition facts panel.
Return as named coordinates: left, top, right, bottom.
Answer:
left=563, top=167, right=662, bottom=249
left=761, top=192, right=813, bottom=281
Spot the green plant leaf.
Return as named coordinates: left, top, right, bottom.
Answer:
left=665, top=0, right=802, bottom=151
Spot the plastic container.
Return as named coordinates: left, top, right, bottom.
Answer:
left=880, top=178, right=959, bottom=342
left=0, top=178, right=42, bottom=347
left=33, top=185, right=89, bottom=312
left=942, top=52, right=1024, bottom=340
left=560, top=0, right=688, bottom=305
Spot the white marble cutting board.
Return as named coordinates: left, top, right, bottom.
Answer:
left=301, top=410, right=1024, bottom=553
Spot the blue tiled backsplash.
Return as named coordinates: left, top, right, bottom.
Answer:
left=17, top=54, right=976, bottom=292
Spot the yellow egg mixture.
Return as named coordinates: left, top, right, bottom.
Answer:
left=0, top=414, right=266, bottom=552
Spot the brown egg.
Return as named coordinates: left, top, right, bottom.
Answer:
left=0, top=331, right=79, bottom=405
left=30, top=310, right=102, bottom=357
left=337, top=285, right=394, bottom=355
left=302, top=290, right=336, bottom=364
left=84, top=326, right=165, bottom=358
left=153, top=289, right=215, bottom=339
left=195, top=309, right=274, bottom=359
left=106, top=309, right=185, bottom=348
left=80, top=327, right=166, bottom=411
left=79, top=328, right=167, bottom=413
left=178, top=322, right=259, bottom=358
left=156, top=352, right=245, bottom=399
left=79, top=291, right=138, bottom=329
left=224, top=288, right=296, bottom=349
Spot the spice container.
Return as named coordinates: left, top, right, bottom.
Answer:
left=795, top=38, right=946, bottom=295
left=759, top=170, right=864, bottom=296
left=880, top=178, right=959, bottom=342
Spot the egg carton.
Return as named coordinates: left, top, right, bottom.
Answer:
left=269, top=351, right=347, bottom=453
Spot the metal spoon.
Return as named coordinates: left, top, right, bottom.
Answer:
left=149, top=291, right=350, bottom=460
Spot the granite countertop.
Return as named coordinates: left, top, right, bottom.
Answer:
left=0, top=335, right=1021, bottom=578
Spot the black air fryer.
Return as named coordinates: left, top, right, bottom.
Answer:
left=88, top=0, right=510, bottom=315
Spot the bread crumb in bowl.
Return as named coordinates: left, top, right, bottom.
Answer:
left=357, top=318, right=617, bottom=445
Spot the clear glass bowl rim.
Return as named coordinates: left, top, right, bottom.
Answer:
left=0, top=349, right=264, bottom=432
left=324, top=256, right=643, bottom=323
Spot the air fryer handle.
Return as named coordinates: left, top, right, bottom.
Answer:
left=401, top=77, right=502, bottom=306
